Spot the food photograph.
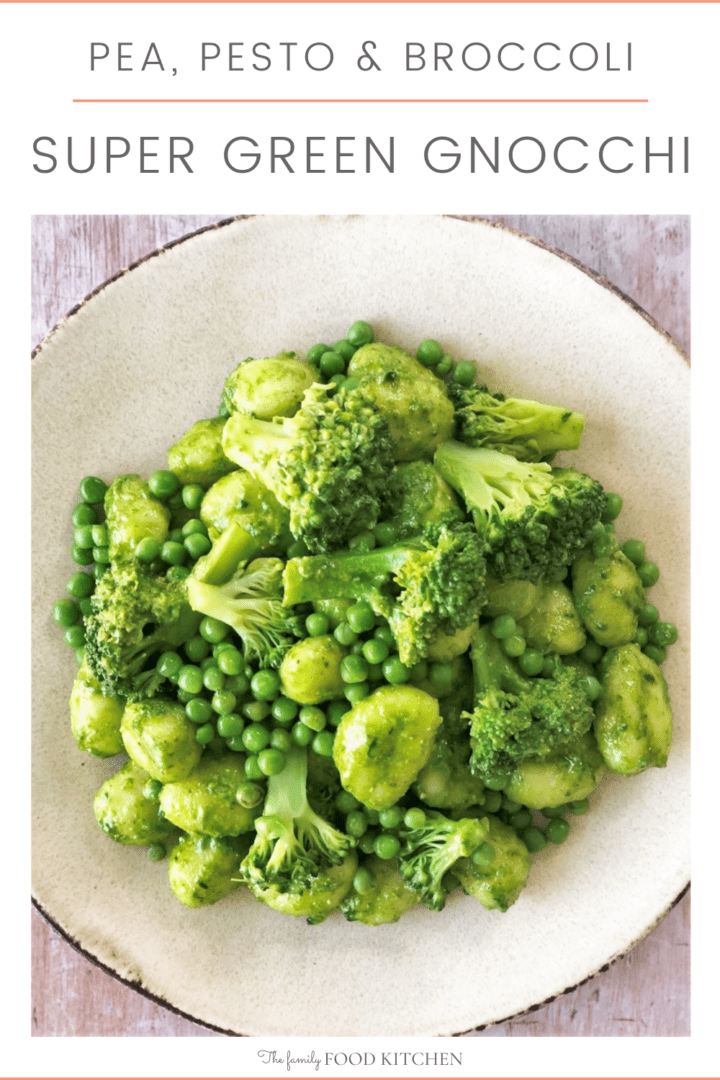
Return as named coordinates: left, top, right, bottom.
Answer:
left=31, top=214, right=690, bottom=1037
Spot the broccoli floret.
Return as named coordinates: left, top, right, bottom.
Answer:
left=187, top=554, right=301, bottom=670
left=466, top=624, right=595, bottom=787
left=83, top=562, right=201, bottom=702
left=381, top=460, right=463, bottom=539
left=448, top=382, right=585, bottom=462
left=397, top=810, right=488, bottom=911
left=283, top=522, right=487, bottom=667
left=221, top=382, right=394, bottom=554
left=434, top=440, right=606, bottom=584
left=240, top=746, right=356, bottom=913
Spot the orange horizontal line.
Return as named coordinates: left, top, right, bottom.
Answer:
left=74, top=97, right=649, bottom=104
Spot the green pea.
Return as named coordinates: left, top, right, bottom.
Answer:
left=383, top=656, right=409, bottom=685
left=579, top=675, right=602, bottom=702
left=471, top=841, right=496, bottom=869
left=73, top=524, right=95, bottom=550
left=236, top=781, right=265, bottom=807
left=648, top=622, right=678, bottom=647
left=490, top=614, right=517, bottom=639
left=225, top=673, right=250, bottom=696
left=148, top=470, right=181, bottom=499
left=637, top=561, right=660, bottom=588
left=546, top=817, right=571, bottom=844
left=510, top=809, right=532, bottom=831
left=184, top=532, right=212, bottom=560
left=346, top=320, right=374, bottom=346
left=251, top=669, right=281, bottom=701
left=344, top=682, right=369, bottom=704
left=184, top=636, right=211, bottom=663
left=578, top=640, right=603, bottom=665
left=334, top=621, right=358, bottom=647
left=453, top=360, right=477, bottom=387
left=185, top=696, right=213, bottom=724
left=298, top=705, right=327, bottom=732
left=203, top=666, right=225, bottom=692
left=326, top=701, right=349, bottom=728
left=358, top=832, right=377, bottom=854
left=291, top=721, right=313, bottom=746
left=346, top=600, right=376, bottom=634
left=160, top=540, right=186, bottom=566
left=147, top=843, right=167, bottom=862
left=156, top=651, right=183, bottom=680
left=181, top=484, right=205, bottom=510
left=435, top=355, right=454, bottom=377
left=482, top=790, right=502, bottom=813
left=378, top=806, right=404, bottom=829
left=72, top=502, right=98, bottom=527
left=216, top=646, right=244, bottom=675
left=348, top=531, right=376, bottom=553
left=64, top=623, right=85, bottom=649
left=622, top=539, right=646, bottom=566
left=346, top=810, right=369, bottom=838
left=312, top=730, right=335, bottom=757
left=270, top=727, right=293, bottom=752
left=568, top=798, right=590, bottom=815
left=522, top=826, right=548, bottom=853
left=319, top=350, right=346, bottom=377
left=644, top=643, right=667, bottom=665
left=242, top=699, right=272, bottom=722
left=634, top=627, right=649, bottom=647
left=212, top=690, right=237, bottom=715
left=333, top=339, right=357, bottom=362
left=638, top=603, right=660, bottom=627
left=518, top=648, right=544, bottom=676
left=502, top=634, right=526, bottom=657
left=244, top=754, right=265, bottom=780
left=195, top=723, right=216, bottom=745
left=353, top=866, right=376, bottom=894
left=306, top=342, right=330, bottom=365
left=305, top=612, right=330, bottom=637
left=373, top=625, right=396, bottom=646
left=70, top=543, right=92, bottom=566
left=336, top=790, right=360, bottom=814
left=177, top=664, right=204, bottom=694
left=373, top=833, right=401, bottom=860
left=403, top=807, right=426, bottom=829
left=541, top=804, right=567, bottom=819
left=216, top=713, right=244, bottom=738
left=272, top=696, right=299, bottom=725
left=78, top=476, right=108, bottom=504
left=341, top=654, right=369, bottom=684
left=52, top=599, right=80, bottom=628
left=242, top=723, right=271, bottom=753
left=258, top=748, right=287, bottom=776
left=416, top=338, right=444, bottom=366
left=602, top=492, right=623, bottom=522
left=181, top=518, right=208, bottom=538
left=287, top=539, right=309, bottom=559
left=373, top=521, right=398, bottom=547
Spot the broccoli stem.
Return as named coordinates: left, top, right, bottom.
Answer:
left=193, top=520, right=262, bottom=585
left=469, top=625, right=529, bottom=699
left=283, top=543, right=417, bottom=606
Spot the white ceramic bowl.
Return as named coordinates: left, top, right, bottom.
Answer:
left=32, top=215, right=690, bottom=1037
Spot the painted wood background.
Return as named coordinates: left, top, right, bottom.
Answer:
left=31, top=214, right=690, bottom=1037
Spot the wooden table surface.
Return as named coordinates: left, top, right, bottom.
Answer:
left=31, top=214, right=690, bottom=1038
